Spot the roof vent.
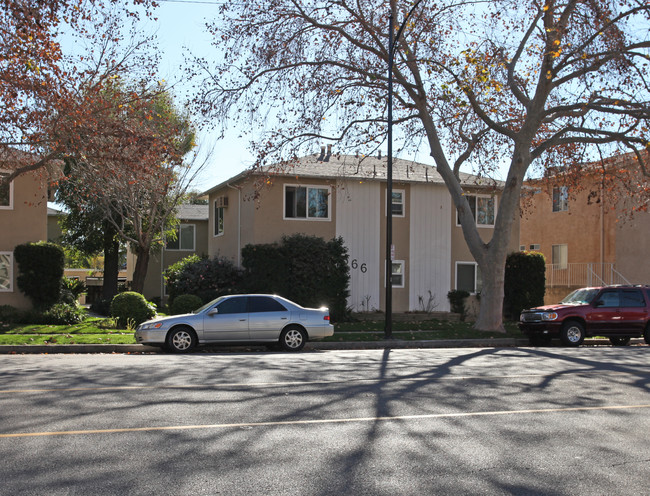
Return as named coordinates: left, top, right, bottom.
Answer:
left=317, top=146, right=325, bottom=161
left=324, top=144, right=332, bottom=162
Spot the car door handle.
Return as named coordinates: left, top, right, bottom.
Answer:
left=281, top=317, right=287, bottom=320
left=239, top=319, right=246, bottom=322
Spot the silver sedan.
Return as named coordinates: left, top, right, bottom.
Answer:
left=135, top=294, right=334, bottom=352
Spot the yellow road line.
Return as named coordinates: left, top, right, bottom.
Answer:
left=2, top=404, right=649, bottom=439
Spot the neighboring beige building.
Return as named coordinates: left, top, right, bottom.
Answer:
left=520, top=152, right=650, bottom=304
left=0, top=169, right=50, bottom=309
left=141, top=203, right=210, bottom=304
left=203, top=153, right=519, bottom=313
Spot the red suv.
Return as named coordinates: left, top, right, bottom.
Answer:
left=519, top=286, right=650, bottom=347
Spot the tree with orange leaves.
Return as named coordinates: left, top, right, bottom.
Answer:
left=0, top=0, right=160, bottom=184
left=193, top=0, right=650, bottom=332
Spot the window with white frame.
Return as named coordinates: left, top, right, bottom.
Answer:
left=0, top=171, right=13, bottom=209
left=0, top=252, right=13, bottom=291
left=456, top=262, right=482, bottom=294
left=552, top=186, right=569, bottom=212
left=390, top=190, right=405, bottom=216
left=552, top=244, right=568, bottom=269
left=284, top=185, right=330, bottom=220
left=457, top=194, right=496, bottom=227
left=391, top=261, right=405, bottom=288
left=214, top=203, right=224, bottom=236
left=166, top=224, right=196, bottom=251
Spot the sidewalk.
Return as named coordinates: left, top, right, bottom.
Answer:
left=0, top=337, right=636, bottom=354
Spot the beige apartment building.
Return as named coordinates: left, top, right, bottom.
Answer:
left=203, top=153, right=519, bottom=313
left=520, top=152, right=650, bottom=304
left=0, top=168, right=50, bottom=309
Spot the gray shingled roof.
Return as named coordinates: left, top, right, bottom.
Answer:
left=203, top=153, right=500, bottom=195
left=176, top=204, right=209, bottom=220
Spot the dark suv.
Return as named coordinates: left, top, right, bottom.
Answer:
left=519, top=286, right=650, bottom=347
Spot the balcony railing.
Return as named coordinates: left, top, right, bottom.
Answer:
left=545, top=263, right=630, bottom=287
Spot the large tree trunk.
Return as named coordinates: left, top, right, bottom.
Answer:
left=101, top=222, right=120, bottom=302
left=131, top=245, right=150, bottom=294
left=475, top=252, right=507, bottom=332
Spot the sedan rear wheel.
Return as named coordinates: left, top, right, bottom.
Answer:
left=166, top=327, right=197, bottom=353
left=560, top=320, right=585, bottom=347
left=609, top=336, right=631, bottom=346
left=279, top=326, right=306, bottom=352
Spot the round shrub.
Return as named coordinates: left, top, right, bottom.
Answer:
left=170, top=294, right=203, bottom=315
left=41, top=303, right=85, bottom=325
left=110, top=292, right=156, bottom=329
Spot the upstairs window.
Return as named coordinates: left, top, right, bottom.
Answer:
left=457, top=195, right=496, bottom=227
left=390, top=190, right=405, bottom=216
left=284, top=185, right=330, bottom=220
left=0, top=171, right=13, bottom=209
left=552, top=186, right=569, bottom=212
left=214, top=203, right=224, bottom=236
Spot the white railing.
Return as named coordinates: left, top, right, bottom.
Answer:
left=546, top=263, right=631, bottom=287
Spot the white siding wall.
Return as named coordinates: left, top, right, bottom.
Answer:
left=409, top=184, right=452, bottom=311
left=336, top=180, right=381, bottom=312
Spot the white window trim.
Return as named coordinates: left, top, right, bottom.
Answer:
left=214, top=202, right=225, bottom=237
left=387, top=189, right=406, bottom=217
left=166, top=223, right=196, bottom=251
left=283, top=184, right=331, bottom=221
left=388, top=260, right=405, bottom=288
left=0, top=251, right=13, bottom=292
left=456, top=194, right=497, bottom=228
left=552, top=186, right=569, bottom=213
left=0, top=170, right=14, bottom=210
left=455, top=261, right=481, bottom=294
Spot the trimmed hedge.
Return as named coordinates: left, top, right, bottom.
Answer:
left=110, top=292, right=156, bottom=329
left=165, top=255, right=242, bottom=305
left=241, top=234, right=350, bottom=321
left=14, top=242, right=65, bottom=309
left=170, top=294, right=203, bottom=315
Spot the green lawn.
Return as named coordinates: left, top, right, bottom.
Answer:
left=0, top=315, right=521, bottom=345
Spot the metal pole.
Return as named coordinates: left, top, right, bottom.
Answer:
left=384, top=0, right=425, bottom=339
left=385, top=7, right=395, bottom=339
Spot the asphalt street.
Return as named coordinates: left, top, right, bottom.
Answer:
left=1, top=347, right=649, bottom=495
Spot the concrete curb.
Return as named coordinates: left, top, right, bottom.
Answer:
left=1, top=338, right=638, bottom=354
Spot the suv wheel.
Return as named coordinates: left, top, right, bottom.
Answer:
left=644, top=325, right=650, bottom=345
left=560, top=320, right=585, bottom=347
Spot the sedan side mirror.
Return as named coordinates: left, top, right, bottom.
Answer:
left=207, top=308, right=219, bottom=316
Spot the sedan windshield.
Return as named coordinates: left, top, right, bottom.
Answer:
left=561, top=288, right=599, bottom=305
left=193, top=296, right=225, bottom=314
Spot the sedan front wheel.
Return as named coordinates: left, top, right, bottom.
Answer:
left=279, top=326, right=306, bottom=352
left=166, top=327, right=197, bottom=353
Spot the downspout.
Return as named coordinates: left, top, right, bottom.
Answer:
left=600, top=180, right=604, bottom=265
left=227, top=183, right=242, bottom=267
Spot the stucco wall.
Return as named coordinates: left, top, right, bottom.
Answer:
left=0, top=171, right=49, bottom=309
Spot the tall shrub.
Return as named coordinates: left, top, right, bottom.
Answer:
left=14, top=242, right=65, bottom=309
left=504, top=251, right=546, bottom=320
left=241, top=234, right=350, bottom=320
left=165, top=254, right=242, bottom=304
